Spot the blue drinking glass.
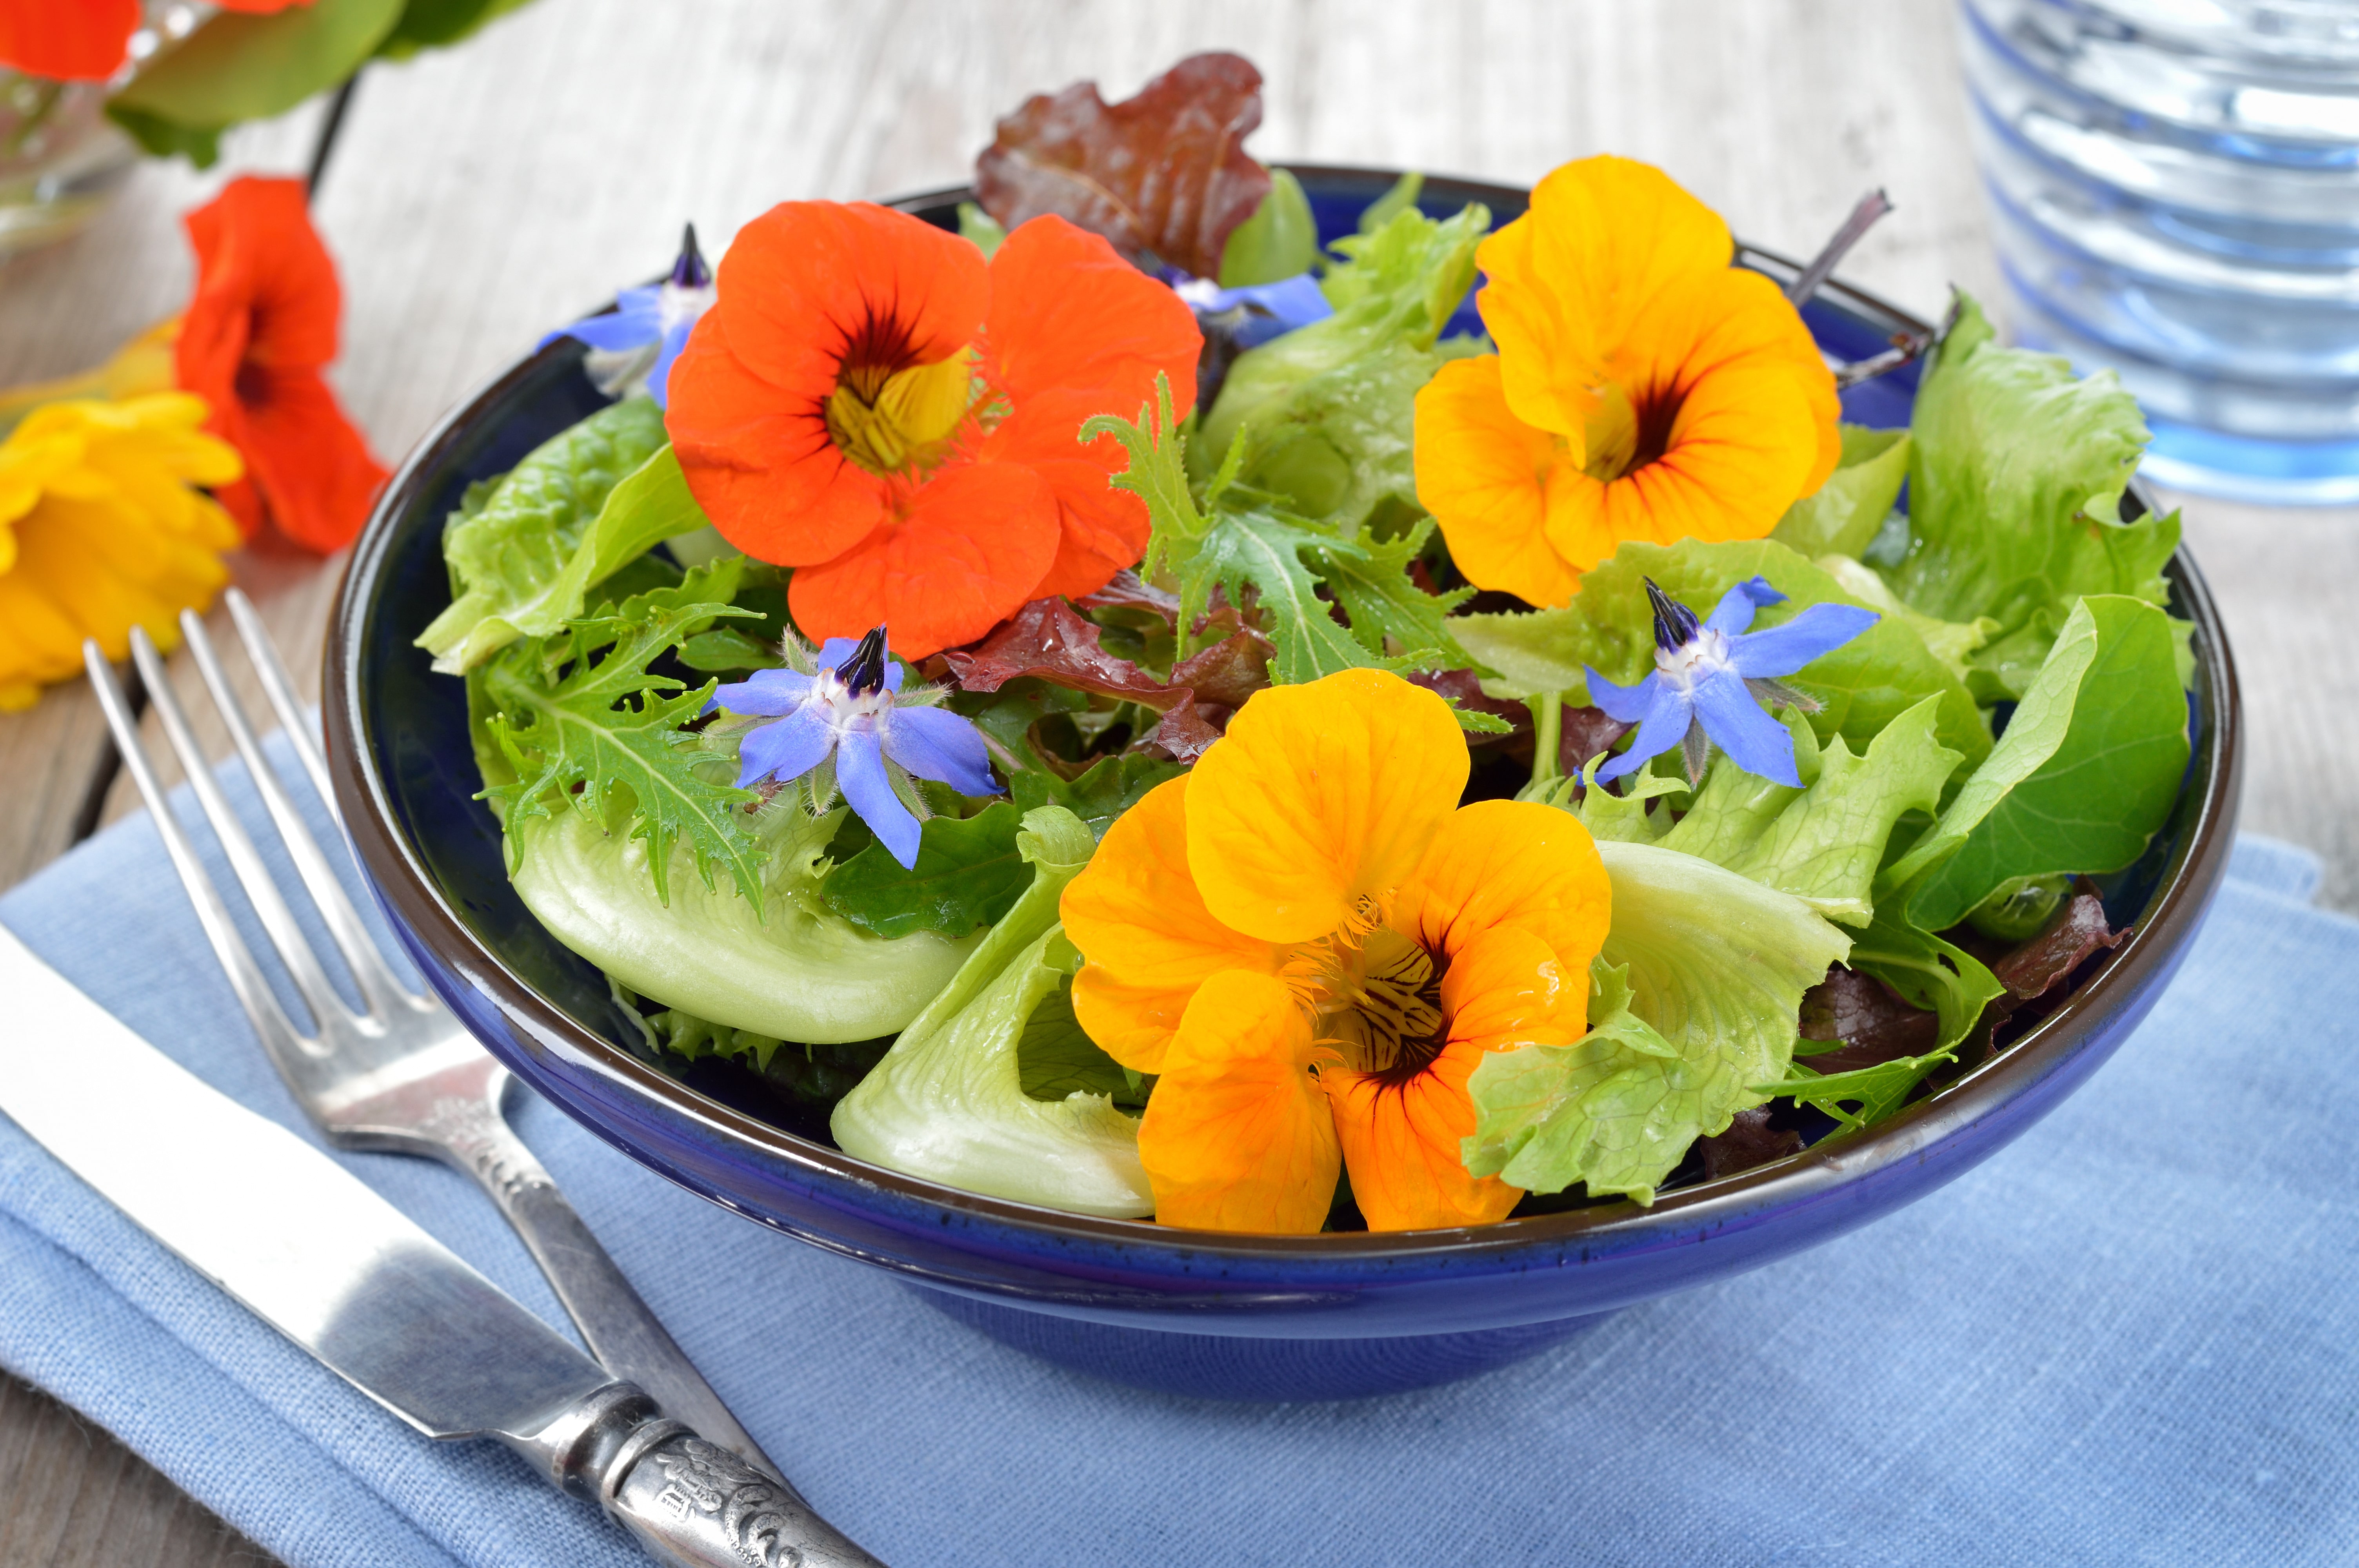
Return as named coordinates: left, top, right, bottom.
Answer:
left=1961, top=0, right=2359, bottom=503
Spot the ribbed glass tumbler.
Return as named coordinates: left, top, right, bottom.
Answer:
left=1961, top=0, right=2359, bottom=503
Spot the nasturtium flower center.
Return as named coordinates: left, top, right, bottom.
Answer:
left=1290, top=912, right=1450, bottom=1083
left=1578, top=379, right=1673, bottom=484
left=823, top=345, right=978, bottom=478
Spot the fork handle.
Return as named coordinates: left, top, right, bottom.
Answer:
left=445, top=1114, right=775, bottom=1470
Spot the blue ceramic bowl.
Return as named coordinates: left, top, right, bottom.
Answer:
left=326, top=169, right=2243, bottom=1402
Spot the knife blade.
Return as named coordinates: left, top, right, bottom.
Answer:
left=0, top=923, right=883, bottom=1568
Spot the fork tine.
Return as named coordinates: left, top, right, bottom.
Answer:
left=83, top=641, right=312, bottom=1069
left=126, top=626, right=360, bottom=1044
left=181, top=606, right=420, bottom=1019
left=225, top=587, right=334, bottom=817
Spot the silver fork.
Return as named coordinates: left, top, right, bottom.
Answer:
left=80, top=590, right=776, bottom=1477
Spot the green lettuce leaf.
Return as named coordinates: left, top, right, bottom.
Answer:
left=1217, top=167, right=1318, bottom=286
left=820, top=803, right=1030, bottom=940
left=1197, top=199, right=1488, bottom=526
left=1463, top=840, right=1852, bottom=1205
left=418, top=398, right=674, bottom=673
left=1010, top=753, right=1184, bottom=839
left=1018, top=979, right=1149, bottom=1108
left=1770, top=424, right=1911, bottom=560
left=831, top=808, right=1154, bottom=1218
left=1815, top=553, right=1996, bottom=686
left=1457, top=537, right=1992, bottom=774
left=1890, top=294, right=2179, bottom=699
left=1845, top=905, right=2005, bottom=1056
left=510, top=804, right=977, bottom=1046
left=1663, top=696, right=1960, bottom=926
left=1881, top=594, right=2190, bottom=931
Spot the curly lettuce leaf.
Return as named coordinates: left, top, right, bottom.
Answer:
left=1881, top=594, right=2190, bottom=931
left=1663, top=696, right=1960, bottom=926
left=1464, top=840, right=1852, bottom=1205
left=831, top=808, right=1153, bottom=1218
left=418, top=397, right=674, bottom=673
left=1198, top=199, right=1488, bottom=526
left=480, top=561, right=763, bottom=904
left=1770, top=425, right=1912, bottom=560
left=1816, top=552, right=1996, bottom=686
left=1457, top=537, right=1992, bottom=774
left=511, top=804, right=976, bottom=1046
left=1890, top=294, right=2179, bottom=699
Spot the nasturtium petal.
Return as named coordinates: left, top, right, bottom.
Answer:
left=1138, top=970, right=1338, bottom=1234
left=1438, top=924, right=1585, bottom=1047
left=1186, top=669, right=1468, bottom=944
left=1401, top=798, right=1612, bottom=980
left=1411, top=355, right=1584, bottom=607
left=1061, top=776, right=1286, bottom=1074
left=1329, top=1037, right=1523, bottom=1231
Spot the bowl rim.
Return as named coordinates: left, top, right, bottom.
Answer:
left=327, top=164, right=2245, bottom=1266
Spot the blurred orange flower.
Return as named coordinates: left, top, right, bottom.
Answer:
left=1415, top=156, right=1840, bottom=607
left=176, top=175, right=385, bottom=554
left=0, top=0, right=311, bottom=81
left=1060, top=670, right=1612, bottom=1233
left=665, top=201, right=1201, bottom=658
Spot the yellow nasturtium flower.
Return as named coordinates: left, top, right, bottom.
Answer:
left=0, top=392, right=242, bottom=711
left=1060, top=670, right=1614, bottom=1234
left=1414, top=155, right=1842, bottom=607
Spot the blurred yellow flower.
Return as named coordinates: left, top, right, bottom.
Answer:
left=0, top=392, right=242, bottom=711
left=0, top=319, right=180, bottom=439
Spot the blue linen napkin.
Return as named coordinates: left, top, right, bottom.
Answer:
left=2, top=733, right=2355, bottom=1568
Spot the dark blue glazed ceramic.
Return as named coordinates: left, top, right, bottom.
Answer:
left=325, top=169, right=2242, bottom=1403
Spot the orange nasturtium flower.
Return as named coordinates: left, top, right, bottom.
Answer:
left=665, top=201, right=1203, bottom=660
left=1060, top=670, right=1613, bottom=1232
left=0, top=394, right=241, bottom=710
left=1414, top=155, right=1841, bottom=608
left=176, top=176, right=387, bottom=554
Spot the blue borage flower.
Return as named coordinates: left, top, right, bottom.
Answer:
left=543, top=224, right=716, bottom=408
left=1171, top=272, right=1334, bottom=348
left=707, top=627, right=998, bottom=869
left=1585, top=577, right=1877, bottom=788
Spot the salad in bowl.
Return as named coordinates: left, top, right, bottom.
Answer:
left=332, top=53, right=2231, bottom=1396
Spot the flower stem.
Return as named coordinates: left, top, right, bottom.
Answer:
left=1527, top=691, right=1563, bottom=788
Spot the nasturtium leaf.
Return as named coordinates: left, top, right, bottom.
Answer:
left=1464, top=840, right=1852, bottom=1205
left=418, top=397, right=672, bottom=673
left=107, top=0, right=403, bottom=165
left=1770, top=424, right=1912, bottom=561
left=974, top=51, right=1270, bottom=279
left=375, top=0, right=538, bottom=59
left=1884, top=594, right=2189, bottom=931
left=820, top=802, right=1031, bottom=940
left=1892, top=293, right=2179, bottom=699
left=1457, top=537, right=1992, bottom=775
left=1218, top=167, right=1318, bottom=287
left=833, top=808, right=1154, bottom=1219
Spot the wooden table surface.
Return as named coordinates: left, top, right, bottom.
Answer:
left=1, top=1, right=2347, bottom=1561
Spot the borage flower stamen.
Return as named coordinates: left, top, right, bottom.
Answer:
left=708, top=625, right=998, bottom=869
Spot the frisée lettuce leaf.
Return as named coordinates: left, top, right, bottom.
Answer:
left=832, top=806, right=1155, bottom=1218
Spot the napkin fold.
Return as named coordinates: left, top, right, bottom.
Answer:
left=2, top=735, right=2354, bottom=1568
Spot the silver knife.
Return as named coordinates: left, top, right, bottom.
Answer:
left=0, top=923, right=883, bottom=1568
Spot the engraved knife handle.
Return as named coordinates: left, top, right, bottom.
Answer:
left=602, top=1424, right=886, bottom=1568
left=518, top=1385, right=887, bottom=1568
